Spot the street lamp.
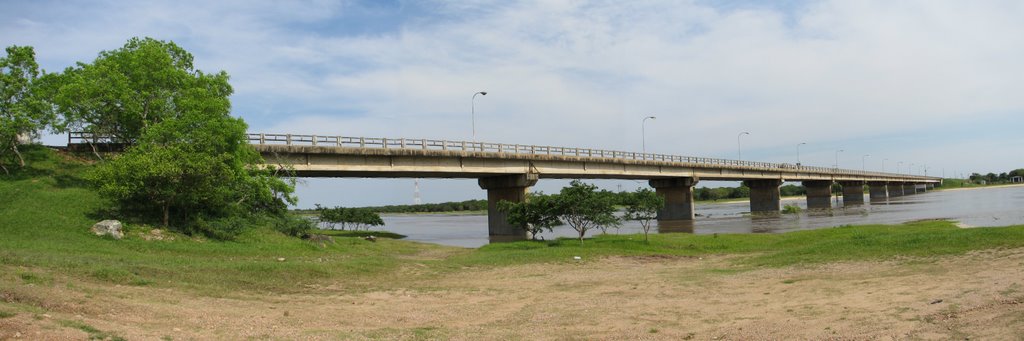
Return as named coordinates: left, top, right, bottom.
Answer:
left=796, top=142, right=806, bottom=165
left=642, top=116, right=656, bottom=154
left=471, top=91, right=487, bottom=142
left=834, top=149, right=844, bottom=169
left=737, top=132, right=750, bottom=161
left=909, top=163, right=915, bottom=175
left=897, top=161, right=903, bottom=174
left=862, top=154, right=870, bottom=173
left=882, top=158, right=888, bottom=173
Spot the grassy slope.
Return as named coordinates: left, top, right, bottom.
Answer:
left=2, top=145, right=1024, bottom=297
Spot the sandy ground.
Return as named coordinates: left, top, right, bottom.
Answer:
left=3, top=248, right=1024, bottom=340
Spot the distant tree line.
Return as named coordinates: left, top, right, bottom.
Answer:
left=362, top=199, right=488, bottom=213
left=968, top=169, right=1024, bottom=184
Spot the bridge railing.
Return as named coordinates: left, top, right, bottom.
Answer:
left=245, top=133, right=934, bottom=180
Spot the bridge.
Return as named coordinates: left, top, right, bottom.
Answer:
left=244, top=133, right=941, bottom=240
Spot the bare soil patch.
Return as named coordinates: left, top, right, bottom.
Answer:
left=4, top=248, right=1024, bottom=340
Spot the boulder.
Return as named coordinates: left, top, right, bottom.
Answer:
left=91, top=220, right=124, bottom=239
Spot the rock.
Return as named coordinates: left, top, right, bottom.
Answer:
left=91, top=220, right=124, bottom=239
left=364, top=235, right=377, bottom=242
left=277, top=257, right=286, bottom=262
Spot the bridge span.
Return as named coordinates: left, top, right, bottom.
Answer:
left=248, top=133, right=941, bottom=241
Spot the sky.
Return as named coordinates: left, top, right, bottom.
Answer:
left=3, top=0, right=1023, bottom=208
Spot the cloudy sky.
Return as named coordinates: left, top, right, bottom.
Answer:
left=4, top=0, right=1023, bottom=208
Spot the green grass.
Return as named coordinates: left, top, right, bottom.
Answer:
left=3, top=145, right=1024, bottom=298
left=452, top=220, right=1024, bottom=268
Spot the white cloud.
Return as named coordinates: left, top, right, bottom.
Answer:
left=6, top=0, right=1024, bottom=206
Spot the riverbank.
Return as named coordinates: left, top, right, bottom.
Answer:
left=4, top=147, right=1024, bottom=339
left=3, top=231, right=1024, bottom=340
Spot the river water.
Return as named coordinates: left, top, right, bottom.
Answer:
left=369, top=185, right=1024, bottom=248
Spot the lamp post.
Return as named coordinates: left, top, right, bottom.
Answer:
left=897, top=161, right=903, bottom=174
left=834, top=149, right=844, bottom=169
left=909, top=163, right=915, bottom=175
left=471, top=91, right=487, bottom=142
left=796, top=142, right=806, bottom=165
left=882, top=158, right=888, bottom=173
left=737, top=132, right=750, bottom=161
left=642, top=116, right=656, bottom=154
left=862, top=154, right=870, bottom=173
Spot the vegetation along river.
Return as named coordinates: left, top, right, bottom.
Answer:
left=374, top=185, right=1024, bottom=248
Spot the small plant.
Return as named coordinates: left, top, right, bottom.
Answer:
left=782, top=204, right=802, bottom=214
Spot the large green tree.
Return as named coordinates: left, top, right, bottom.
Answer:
left=50, top=37, right=202, bottom=145
left=0, top=45, right=56, bottom=174
left=81, top=37, right=296, bottom=236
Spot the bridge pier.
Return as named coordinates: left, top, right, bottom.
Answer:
left=802, top=180, right=833, bottom=209
left=889, top=183, right=904, bottom=197
left=744, top=179, right=783, bottom=214
left=839, top=181, right=865, bottom=205
left=868, top=182, right=889, bottom=202
left=926, top=183, right=935, bottom=190
left=904, top=183, right=917, bottom=195
left=649, top=177, right=698, bottom=221
left=478, top=174, right=539, bottom=241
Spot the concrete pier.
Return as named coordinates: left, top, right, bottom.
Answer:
left=926, top=183, right=935, bottom=190
left=904, top=183, right=917, bottom=195
left=889, top=183, right=905, bottom=197
left=478, top=174, right=538, bottom=240
left=802, top=180, right=833, bottom=209
left=868, top=182, right=889, bottom=202
left=839, top=181, right=866, bottom=205
left=745, top=179, right=783, bottom=214
left=649, top=177, right=698, bottom=220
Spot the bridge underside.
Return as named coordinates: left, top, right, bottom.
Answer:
left=261, top=146, right=936, bottom=183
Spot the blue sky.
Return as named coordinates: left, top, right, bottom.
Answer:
left=3, top=0, right=1023, bottom=207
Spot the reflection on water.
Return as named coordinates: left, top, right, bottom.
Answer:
left=375, top=186, right=1024, bottom=248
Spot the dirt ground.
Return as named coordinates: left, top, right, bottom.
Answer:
left=3, top=248, right=1024, bottom=340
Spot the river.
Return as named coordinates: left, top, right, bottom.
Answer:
left=361, top=185, right=1024, bottom=248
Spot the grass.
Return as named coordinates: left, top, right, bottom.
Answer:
left=3, top=145, right=1024, bottom=298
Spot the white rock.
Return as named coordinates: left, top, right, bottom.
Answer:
left=90, top=220, right=124, bottom=240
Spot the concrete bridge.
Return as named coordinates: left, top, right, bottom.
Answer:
left=246, top=133, right=941, bottom=240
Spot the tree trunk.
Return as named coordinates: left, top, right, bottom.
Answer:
left=12, top=144, right=24, bottom=167
left=0, top=163, right=8, bottom=175
left=88, top=141, right=104, bottom=161
left=162, top=204, right=170, bottom=227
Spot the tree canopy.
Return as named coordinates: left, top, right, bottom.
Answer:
left=66, top=37, right=297, bottom=237
left=498, top=192, right=562, bottom=240
left=48, top=37, right=207, bottom=144
left=0, top=45, right=56, bottom=174
left=623, top=187, right=664, bottom=242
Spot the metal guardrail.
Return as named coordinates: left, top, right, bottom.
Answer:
left=242, top=133, right=935, bottom=180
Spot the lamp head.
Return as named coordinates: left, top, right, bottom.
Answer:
left=479, top=91, right=487, bottom=96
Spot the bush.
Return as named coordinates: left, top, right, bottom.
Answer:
left=275, top=214, right=315, bottom=237
left=782, top=204, right=802, bottom=214
left=192, top=215, right=248, bottom=241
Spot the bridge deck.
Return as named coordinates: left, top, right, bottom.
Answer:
left=247, top=134, right=939, bottom=183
